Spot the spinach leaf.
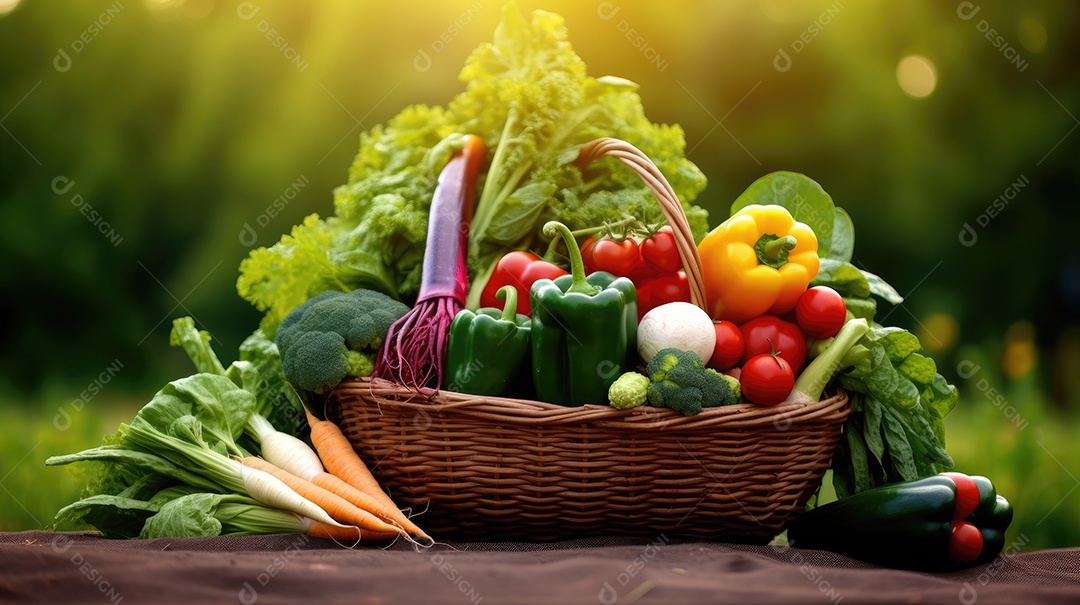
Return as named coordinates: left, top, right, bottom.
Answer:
left=813, top=259, right=871, bottom=298
left=140, top=493, right=224, bottom=539
left=846, top=426, right=873, bottom=494
left=874, top=327, right=922, bottom=363
left=829, top=207, right=855, bottom=263
left=843, top=297, right=877, bottom=321
left=862, top=396, right=887, bottom=477
left=130, top=374, right=255, bottom=456
left=55, top=495, right=162, bottom=539
left=830, top=323, right=959, bottom=499
left=861, top=268, right=904, bottom=305
left=881, top=408, right=919, bottom=481
left=899, top=353, right=937, bottom=386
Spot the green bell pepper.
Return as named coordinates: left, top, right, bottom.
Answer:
left=444, top=285, right=531, bottom=397
left=786, top=472, right=1013, bottom=570
left=531, top=221, right=637, bottom=407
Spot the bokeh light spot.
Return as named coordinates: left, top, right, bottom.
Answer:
left=0, top=0, right=22, bottom=18
left=919, top=313, right=958, bottom=353
left=897, top=54, right=937, bottom=99
left=1002, top=320, right=1038, bottom=380
left=1018, top=16, right=1048, bottom=54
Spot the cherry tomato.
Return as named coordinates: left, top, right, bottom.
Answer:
left=942, top=472, right=981, bottom=520
left=589, top=237, right=641, bottom=277
left=796, top=286, right=847, bottom=339
left=640, top=226, right=683, bottom=274
left=636, top=273, right=691, bottom=321
left=740, top=316, right=807, bottom=370
left=708, top=320, right=744, bottom=371
left=740, top=353, right=794, bottom=406
left=947, top=521, right=984, bottom=564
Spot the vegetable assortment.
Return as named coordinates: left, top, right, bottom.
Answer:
left=236, top=3, right=708, bottom=336
left=45, top=4, right=1007, bottom=567
left=49, top=319, right=429, bottom=545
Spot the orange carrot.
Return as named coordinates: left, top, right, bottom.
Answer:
left=241, top=456, right=404, bottom=538
left=300, top=518, right=398, bottom=543
left=305, top=410, right=432, bottom=546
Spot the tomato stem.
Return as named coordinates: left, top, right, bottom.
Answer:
left=568, top=215, right=640, bottom=239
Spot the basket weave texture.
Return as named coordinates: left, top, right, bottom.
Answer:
left=328, top=379, right=849, bottom=542
left=328, top=137, right=850, bottom=541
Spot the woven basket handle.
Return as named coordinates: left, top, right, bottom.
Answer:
left=575, top=138, right=707, bottom=312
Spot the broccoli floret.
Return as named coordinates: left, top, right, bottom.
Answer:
left=645, top=348, right=737, bottom=416
left=276, top=289, right=409, bottom=393
left=716, top=370, right=741, bottom=401
left=608, top=372, right=649, bottom=409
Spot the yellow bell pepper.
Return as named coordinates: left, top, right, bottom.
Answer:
left=698, top=204, right=819, bottom=323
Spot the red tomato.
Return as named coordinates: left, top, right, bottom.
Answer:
left=589, top=238, right=641, bottom=277
left=640, top=226, right=683, bottom=274
left=724, top=367, right=741, bottom=380
left=740, top=316, right=807, bottom=370
left=580, top=237, right=597, bottom=273
left=796, top=286, right=847, bottom=339
left=740, top=353, right=794, bottom=406
left=636, top=273, right=691, bottom=321
left=942, top=472, right=981, bottom=520
left=708, top=321, right=744, bottom=371
left=947, top=521, right=984, bottom=564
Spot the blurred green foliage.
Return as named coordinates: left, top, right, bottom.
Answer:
left=1, top=1, right=1078, bottom=546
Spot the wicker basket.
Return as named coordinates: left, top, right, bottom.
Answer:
left=326, top=138, right=851, bottom=542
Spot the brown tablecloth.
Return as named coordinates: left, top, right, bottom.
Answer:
left=1, top=531, right=1077, bottom=604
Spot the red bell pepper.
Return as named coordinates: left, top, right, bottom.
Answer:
left=480, top=251, right=568, bottom=317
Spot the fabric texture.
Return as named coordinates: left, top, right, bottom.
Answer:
left=1, top=531, right=1077, bottom=604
